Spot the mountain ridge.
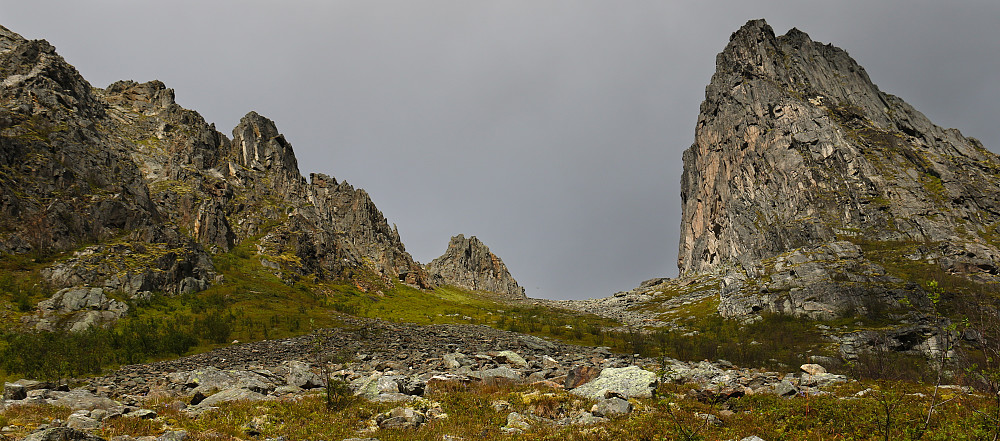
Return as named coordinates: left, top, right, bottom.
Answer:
left=0, top=24, right=524, bottom=332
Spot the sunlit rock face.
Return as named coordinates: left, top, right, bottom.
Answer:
left=678, top=20, right=1000, bottom=318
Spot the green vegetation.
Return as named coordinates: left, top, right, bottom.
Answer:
left=0, top=316, right=197, bottom=380
left=0, top=252, right=59, bottom=331
left=4, top=113, right=67, bottom=144
left=324, top=282, right=620, bottom=348
left=616, top=313, right=833, bottom=372
left=851, top=238, right=1000, bottom=309
left=0, top=237, right=621, bottom=380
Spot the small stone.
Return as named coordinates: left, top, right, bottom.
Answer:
left=66, top=412, right=101, bottom=430
left=89, top=409, right=108, bottom=421
left=156, top=430, right=189, bottom=441
left=504, top=412, right=531, bottom=431
left=376, top=406, right=425, bottom=429
left=469, top=367, right=521, bottom=383
left=774, top=380, right=799, bottom=397
left=132, top=409, right=157, bottom=419
left=591, top=397, right=632, bottom=417
left=3, top=382, right=27, bottom=401
left=564, top=365, right=602, bottom=389
left=495, top=351, right=528, bottom=369
left=695, top=412, right=723, bottom=427
left=441, top=352, right=471, bottom=370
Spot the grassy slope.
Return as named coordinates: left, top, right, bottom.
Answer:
left=0, top=237, right=621, bottom=381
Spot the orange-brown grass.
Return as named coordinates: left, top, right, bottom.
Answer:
left=0, top=403, right=71, bottom=438
left=98, top=416, right=164, bottom=439
left=2, top=379, right=999, bottom=440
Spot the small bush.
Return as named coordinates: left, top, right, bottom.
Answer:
left=197, top=310, right=233, bottom=344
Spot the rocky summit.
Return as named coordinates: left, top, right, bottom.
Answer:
left=0, top=24, right=531, bottom=331
left=554, top=19, right=1000, bottom=363
left=425, top=234, right=525, bottom=299
left=675, top=19, right=1000, bottom=319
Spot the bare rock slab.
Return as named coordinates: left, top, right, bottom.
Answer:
left=570, top=366, right=657, bottom=399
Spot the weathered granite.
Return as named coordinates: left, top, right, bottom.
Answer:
left=426, top=234, right=525, bottom=298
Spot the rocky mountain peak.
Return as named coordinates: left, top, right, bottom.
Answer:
left=0, top=22, right=439, bottom=328
left=0, top=26, right=103, bottom=122
left=678, top=19, right=1000, bottom=318
left=0, top=25, right=23, bottom=50
left=103, top=80, right=176, bottom=114
left=231, top=111, right=304, bottom=188
left=425, top=234, right=525, bottom=298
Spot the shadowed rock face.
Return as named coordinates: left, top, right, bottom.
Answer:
left=426, top=234, right=525, bottom=298
left=678, top=19, right=1000, bottom=318
left=0, top=24, right=431, bottom=330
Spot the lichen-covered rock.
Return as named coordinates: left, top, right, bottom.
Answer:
left=591, top=396, right=632, bottom=417
left=30, top=287, right=128, bottom=332
left=0, top=22, right=433, bottom=314
left=376, top=406, right=426, bottom=429
left=188, top=388, right=271, bottom=413
left=677, top=19, right=1000, bottom=318
left=167, top=367, right=277, bottom=395
left=425, top=234, right=525, bottom=298
left=570, top=366, right=657, bottom=399
left=21, top=427, right=107, bottom=441
left=44, top=389, right=120, bottom=411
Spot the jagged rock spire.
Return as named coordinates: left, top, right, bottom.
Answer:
left=426, top=234, right=525, bottom=298
left=679, top=18, right=1000, bottom=276
left=678, top=19, right=1000, bottom=318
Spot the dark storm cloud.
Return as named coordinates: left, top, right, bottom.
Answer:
left=4, top=1, right=998, bottom=299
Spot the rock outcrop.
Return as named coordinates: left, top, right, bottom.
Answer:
left=425, top=234, right=525, bottom=298
left=0, top=23, right=432, bottom=331
left=677, top=19, right=1000, bottom=318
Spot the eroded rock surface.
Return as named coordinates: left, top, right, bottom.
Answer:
left=426, top=234, right=525, bottom=298
left=676, top=19, right=1000, bottom=318
left=0, top=23, right=435, bottom=331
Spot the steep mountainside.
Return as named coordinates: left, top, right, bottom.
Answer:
left=0, top=24, right=447, bottom=330
left=676, top=19, right=1000, bottom=319
left=425, top=234, right=525, bottom=298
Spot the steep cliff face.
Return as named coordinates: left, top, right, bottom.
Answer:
left=678, top=20, right=1000, bottom=318
left=426, top=235, right=525, bottom=298
left=0, top=30, right=162, bottom=255
left=0, top=23, right=430, bottom=326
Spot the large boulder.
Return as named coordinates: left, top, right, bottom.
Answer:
left=571, top=366, right=658, bottom=400
left=277, top=360, right=324, bottom=389
left=167, top=367, right=278, bottom=394
left=21, top=427, right=106, bottom=441
left=188, top=388, right=271, bottom=413
left=31, top=287, right=128, bottom=332
left=46, top=389, right=120, bottom=411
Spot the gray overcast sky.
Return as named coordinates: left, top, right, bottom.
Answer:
left=3, top=1, right=998, bottom=299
